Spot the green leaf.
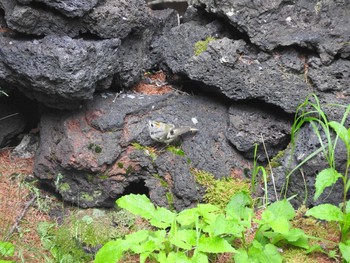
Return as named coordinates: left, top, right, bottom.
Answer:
left=177, top=207, right=199, bottom=226
left=127, top=230, right=166, bottom=254
left=314, top=168, right=342, bottom=200
left=339, top=241, right=350, bottom=262
left=285, top=229, right=309, bottom=249
left=225, top=191, right=253, bottom=219
left=248, top=241, right=282, bottom=263
left=150, top=207, right=176, bottom=229
left=258, top=243, right=283, bottom=263
left=266, top=199, right=295, bottom=220
left=0, top=242, right=14, bottom=257
left=94, top=240, right=125, bottom=263
left=234, top=248, right=252, bottom=263
left=169, top=229, right=197, bottom=250
left=192, top=250, right=208, bottom=263
left=306, top=204, right=343, bottom=222
left=116, top=194, right=156, bottom=220
left=212, top=214, right=246, bottom=237
left=346, top=200, right=350, bottom=214
left=269, top=217, right=290, bottom=235
left=329, top=121, right=350, bottom=145
left=197, top=236, right=236, bottom=253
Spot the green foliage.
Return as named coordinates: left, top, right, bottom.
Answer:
left=88, top=143, right=102, bottom=153
left=166, top=146, right=185, bottom=157
left=95, top=193, right=309, bottom=263
left=289, top=93, right=350, bottom=261
left=0, top=241, right=14, bottom=262
left=38, top=209, right=134, bottom=263
left=193, top=169, right=249, bottom=209
left=132, top=142, right=158, bottom=161
left=194, top=37, right=216, bottom=56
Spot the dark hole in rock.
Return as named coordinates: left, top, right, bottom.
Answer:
left=122, top=180, right=149, bottom=197
left=147, top=1, right=189, bottom=16
left=0, top=91, right=40, bottom=147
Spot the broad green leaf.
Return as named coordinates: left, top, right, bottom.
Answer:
left=258, top=243, right=283, bottom=263
left=177, top=207, right=199, bottom=226
left=282, top=228, right=309, bottom=249
left=154, top=251, right=166, bottom=262
left=116, top=194, right=156, bottom=220
left=339, top=241, right=350, bottom=262
left=197, top=236, right=236, bottom=253
left=192, top=250, right=209, bottom=263
left=225, top=191, right=253, bottom=219
left=314, top=168, right=342, bottom=200
left=197, top=204, right=220, bottom=222
left=94, top=240, right=125, bottom=263
left=329, top=121, right=350, bottom=145
left=128, top=230, right=166, bottom=254
left=248, top=241, right=282, bottom=263
left=150, top=207, right=176, bottom=229
left=266, top=199, right=295, bottom=220
left=234, top=248, right=252, bottom=263
left=0, top=242, right=14, bottom=257
left=0, top=260, right=15, bottom=263
left=284, top=228, right=309, bottom=249
left=169, top=229, right=197, bottom=250
left=306, top=204, right=343, bottom=222
left=213, top=214, right=246, bottom=237
left=269, top=217, right=290, bottom=235
left=124, top=229, right=150, bottom=245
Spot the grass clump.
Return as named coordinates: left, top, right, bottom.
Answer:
left=37, top=209, right=138, bottom=263
left=192, top=169, right=249, bottom=209
left=194, top=37, right=216, bottom=56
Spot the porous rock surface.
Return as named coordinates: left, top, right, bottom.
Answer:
left=0, top=0, right=348, bottom=209
left=34, top=92, right=251, bottom=209
left=0, top=0, right=178, bottom=109
left=271, top=124, right=347, bottom=208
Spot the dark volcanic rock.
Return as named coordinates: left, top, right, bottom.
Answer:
left=4, top=4, right=83, bottom=36
left=271, top=124, right=348, bottom=208
left=84, top=0, right=153, bottom=39
left=183, top=38, right=310, bottom=112
left=34, top=92, right=251, bottom=210
left=188, top=0, right=350, bottom=64
left=227, top=103, right=292, bottom=161
left=0, top=36, right=121, bottom=109
left=0, top=0, right=178, bottom=109
left=17, top=0, right=99, bottom=18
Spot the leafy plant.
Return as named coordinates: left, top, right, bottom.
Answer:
left=0, top=241, right=14, bottom=262
left=95, top=193, right=309, bottom=263
left=288, top=94, right=350, bottom=261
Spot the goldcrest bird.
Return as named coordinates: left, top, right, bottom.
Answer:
left=148, top=120, right=198, bottom=144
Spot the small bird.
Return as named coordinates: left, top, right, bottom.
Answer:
left=148, top=120, right=198, bottom=145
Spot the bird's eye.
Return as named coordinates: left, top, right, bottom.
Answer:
left=170, top=130, right=174, bottom=135
left=150, top=123, right=154, bottom=127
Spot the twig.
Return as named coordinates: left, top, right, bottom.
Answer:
left=0, top=113, right=19, bottom=122
left=5, top=194, right=37, bottom=241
